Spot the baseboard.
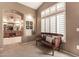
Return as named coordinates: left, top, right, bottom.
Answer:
left=61, top=49, right=78, bottom=57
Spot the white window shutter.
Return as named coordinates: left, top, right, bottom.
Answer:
left=50, top=16, right=56, bottom=33
left=41, top=19, right=46, bottom=32
left=57, top=12, right=66, bottom=42
left=46, top=18, right=50, bottom=33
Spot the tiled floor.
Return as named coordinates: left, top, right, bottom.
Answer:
left=0, top=41, right=72, bottom=57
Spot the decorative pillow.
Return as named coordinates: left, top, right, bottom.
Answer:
left=46, top=36, right=54, bottom=43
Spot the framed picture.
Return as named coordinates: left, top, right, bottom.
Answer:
left=26, top=21, right=29, bottom=26
left=26, top=26, right=29, bottom=29
left=26, top=21, right=29, bottom=29
left=30, top=21, right=33, bottom=29
left=30, top=21, right=33, bottom=26
left=30, top=26, right=33, bottom=29
left=26, top=21, right=33, bottom=29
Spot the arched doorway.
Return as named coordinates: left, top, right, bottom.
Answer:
left=3, top=9, right=24, bottom=45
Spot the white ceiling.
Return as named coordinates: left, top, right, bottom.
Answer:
left=19, top=2, right=43, bottom=9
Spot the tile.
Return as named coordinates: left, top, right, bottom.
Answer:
left=0, top=41, right=72, bottom=57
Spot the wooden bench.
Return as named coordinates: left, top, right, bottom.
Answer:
left=36, top=32, right=63, bottom=56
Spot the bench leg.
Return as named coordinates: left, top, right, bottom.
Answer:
left=36, top=41, right=39, bottom=46
left=52, top=47, right=54, bottom=56
left=36, top=41, right=37, bottom=46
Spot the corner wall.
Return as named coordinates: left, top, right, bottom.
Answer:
left=0, top=9, right=3, bottom=47
left=64, top=2, right=79, bottom=56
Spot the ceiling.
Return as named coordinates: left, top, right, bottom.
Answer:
left=18, top=2, right=43, bottom=10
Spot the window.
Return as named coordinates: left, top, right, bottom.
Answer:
left=41, top=19, right=46, bottom=32
left=57, top=12, right=65, bottom=34
left=57, top=12, right=66, bottom=42
left=46, top=18, right=50, bottom=33
left=45, top=8, right=50, bottom=16
left=57, top=2, right=65, bottom=12
left=50, top=16, right=56, bottom=33
left=50, top=5, right=56, bottom=14
left=41, top=2, right=66, bottom=42
left=41, top=11, right=46, bottom=17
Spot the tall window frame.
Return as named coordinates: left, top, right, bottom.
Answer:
left=41, top=2, right=66, bottom=42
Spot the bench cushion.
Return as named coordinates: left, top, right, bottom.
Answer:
left=46, top=36, right=54, bottom=43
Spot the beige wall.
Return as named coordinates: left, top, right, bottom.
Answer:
left=0, top=2, right=36, bottom=45
left=36, top=2, right=79, bottom=56
left=64, top=2, right=79, bottom=56
left=0, top=9, right=3, bottom=47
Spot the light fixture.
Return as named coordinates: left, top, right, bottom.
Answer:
left=26, top=15, right=33, bottom=21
